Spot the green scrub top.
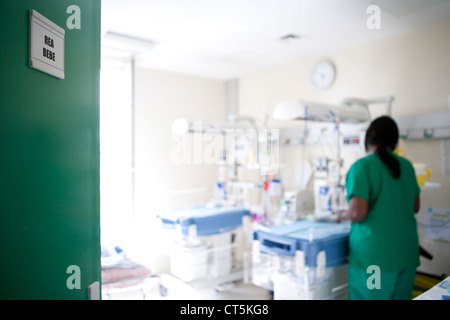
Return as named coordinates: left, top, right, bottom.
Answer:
left=345, top=151, right=421, bottom=272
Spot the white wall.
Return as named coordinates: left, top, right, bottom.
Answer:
left=134, top=68, right=226, bottom=215
left=238, top=18, right=450, bottom=276
left=131, top=67, right=226, bottom=271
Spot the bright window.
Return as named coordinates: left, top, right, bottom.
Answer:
left=100, top=58, right=133, bottom=247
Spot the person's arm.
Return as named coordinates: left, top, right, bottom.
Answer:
left=337, top=196, right=368, bottom=222
left=414, top=195, right=420, bottom=214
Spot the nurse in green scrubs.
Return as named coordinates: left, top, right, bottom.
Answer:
left=337, top=116, right=421, bottom=300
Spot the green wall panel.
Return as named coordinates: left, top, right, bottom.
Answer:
left=0, top=1, right=101, bottom=299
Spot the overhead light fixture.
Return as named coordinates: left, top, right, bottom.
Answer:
left=279, top=33, right=311, bottom=44
left=101, top=31, right=156, bottom=56
left=273, top=100, right=371, bottom=124
left=273, top=96, right=394, bottom=124
left=340, top=96, right=394, bottom=116
left=279, top=33, right=302, bottom=41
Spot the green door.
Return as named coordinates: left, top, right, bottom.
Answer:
left=0, top=1, right=101, bottom=299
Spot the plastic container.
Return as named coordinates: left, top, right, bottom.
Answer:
left=271, top=264, right=348, bottom=300
left=413, top=163, right=432, bottom=187
left=170, top=244, right=209, bottom=282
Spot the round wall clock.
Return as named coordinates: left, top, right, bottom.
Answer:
left=311, top=60, right=336, bottom=90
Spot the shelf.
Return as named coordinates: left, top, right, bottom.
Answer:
left=394, top=111, right=450, bottom=140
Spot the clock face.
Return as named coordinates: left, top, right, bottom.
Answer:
left=311, top=61, right=335, bottom=90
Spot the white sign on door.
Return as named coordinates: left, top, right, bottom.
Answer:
left=29, top=9, right=65, bottom=79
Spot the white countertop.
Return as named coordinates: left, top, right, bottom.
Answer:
left=414, top=276, right=450, bottom=300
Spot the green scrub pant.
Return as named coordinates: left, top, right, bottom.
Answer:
left=348, top=266, right=416, bottom=300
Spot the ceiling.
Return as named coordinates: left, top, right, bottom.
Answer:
left=101, top=0, right=450, bottom=80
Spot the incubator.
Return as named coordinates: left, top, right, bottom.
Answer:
left=249, top=219, right=351, bottom=300
left=157, top=205, right=251, bottom=285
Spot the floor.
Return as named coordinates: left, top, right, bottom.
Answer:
left=102, top=275, right=272, bottom=300
left=195, top=281, right=272, bottom=300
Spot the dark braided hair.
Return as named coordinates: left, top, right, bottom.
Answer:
left=365, top=116, right=401, bottom=179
